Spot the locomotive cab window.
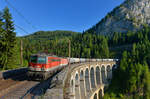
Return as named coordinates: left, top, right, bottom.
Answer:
left=38, top=57, right=46, bottom=64
left=30, top=56, right=37, bottom=63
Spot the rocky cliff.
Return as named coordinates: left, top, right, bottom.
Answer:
left=87, top=0, right=150, bottom=35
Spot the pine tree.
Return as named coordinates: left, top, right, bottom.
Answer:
left=112, top=32, right=119, bottom=45
left=143, top=64, right=150, bottom=99
left=100, top=37, right=109, bottom=58
left=0, top=11, right=5, bottom=69
left=2, top=7, right=17, bottom=69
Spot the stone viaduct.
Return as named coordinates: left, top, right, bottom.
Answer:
left=64, top=60, right=118, bottom=99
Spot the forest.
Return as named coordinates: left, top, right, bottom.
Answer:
left=104, top=27, right=150, bottom=99
left=0, top=7, right=150, bottom=98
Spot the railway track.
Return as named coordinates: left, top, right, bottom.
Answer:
left=1, top=80, right=39, bottom=99
left=0, top=71, right=59, bottom=99
left=0, top=63, right=86, bottom=99
left=0, top=73, right=28, bottom=98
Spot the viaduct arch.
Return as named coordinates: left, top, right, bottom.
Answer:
left=65, top=60, right=117, bottom=99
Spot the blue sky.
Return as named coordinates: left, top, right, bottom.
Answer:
left=0, top=0, right=124, bottom=36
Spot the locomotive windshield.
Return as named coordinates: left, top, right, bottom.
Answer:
left=30, top=56, right=37, bottom=63
left=37, top=57, right=46, bottom=64
left=30, top=56, right=46, bottom=64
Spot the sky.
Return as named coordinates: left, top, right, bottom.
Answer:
left=0, top=0, right=124, bottom=36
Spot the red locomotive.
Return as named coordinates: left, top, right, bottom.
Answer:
left=27, top=54, right=68, bottom=80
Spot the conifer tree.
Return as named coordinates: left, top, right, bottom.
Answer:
left=0, top=12, right=5, bottom=69
left=2, top=7, right=17, bottom=69
left=100, top=37, right=109, bottom=58
left=143, top=64, right=150, bottom=99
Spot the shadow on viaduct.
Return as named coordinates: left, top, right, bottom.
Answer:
left=65, top=60, right=118, bottom=99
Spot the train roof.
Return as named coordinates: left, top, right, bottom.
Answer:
left=31, top=53, right=58, bottom=57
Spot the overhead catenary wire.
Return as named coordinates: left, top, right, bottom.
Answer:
left=14, top=24, right=30, bottom=35
left=4, top=0, right=37, bottom=31
left=3, top=0, right=35, bottom=65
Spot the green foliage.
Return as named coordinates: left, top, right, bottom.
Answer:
left=71, top=33, right=109, bottom=58
left=23, top=32, right=110, bottom=59
left=109, top=25, right=150, bottom=58
left=104, top=36, right=150, bottom=98
left=24, top=30, right=78, bottom=41
left=0, top=7, right=19, bottom=70
left=21, top=31, right=78, bottom=64
left=0, top=6, right=150, bottom=99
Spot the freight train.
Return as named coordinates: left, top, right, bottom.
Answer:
left=27, top=54, right=118, bottom=80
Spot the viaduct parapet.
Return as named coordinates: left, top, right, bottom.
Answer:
left=64, top=60, right=118, bottom=99
left=43, top=60, right=118, bottom=99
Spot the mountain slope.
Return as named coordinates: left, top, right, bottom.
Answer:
left=87, top=0, right=150, bottom=35
left=24, top=30, right=78, bottom=41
